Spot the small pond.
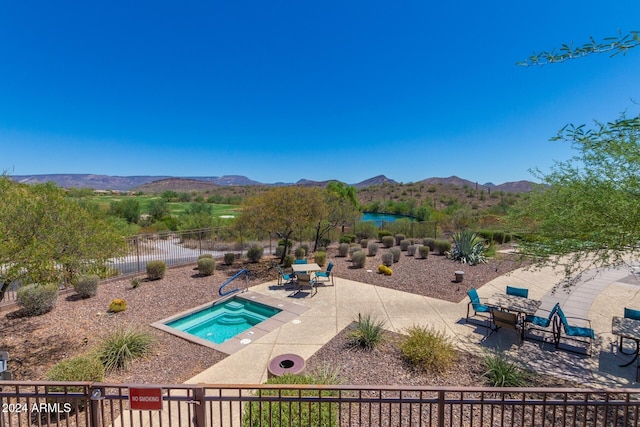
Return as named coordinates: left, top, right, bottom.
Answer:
left=361, top=212, right=414, bottom=225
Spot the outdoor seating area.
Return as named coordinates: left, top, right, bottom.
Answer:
left=276, top=261, right=334, bottom=297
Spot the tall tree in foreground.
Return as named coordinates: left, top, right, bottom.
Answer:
left=0, top=177, right=127, bottom=302
left=238, top=186, right=326, bottom=263
left=313, top=182, right=360, bottom=251
left=508, top=30, right=639, bottom=276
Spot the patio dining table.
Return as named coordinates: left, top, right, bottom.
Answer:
left=488, top=292, right=542, bottom=317
left=291, top=263, right=322, bottom=274
left=612, top=316, right=640, bottom=380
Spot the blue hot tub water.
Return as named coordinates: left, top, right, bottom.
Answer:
left=166, top=297, right=282, bottom=344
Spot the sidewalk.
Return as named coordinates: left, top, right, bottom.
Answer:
left=185, top=264, right=640, bottom=388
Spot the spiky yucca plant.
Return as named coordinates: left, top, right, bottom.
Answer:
left=450, top=230, right=487, bottom=265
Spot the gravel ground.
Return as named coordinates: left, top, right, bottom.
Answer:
left=2, top=247, right=538, bottom=387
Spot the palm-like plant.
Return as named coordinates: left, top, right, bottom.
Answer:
left=450, top=230, right=487, bottom=265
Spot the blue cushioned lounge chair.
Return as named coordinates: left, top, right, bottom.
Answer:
left=553, top=305, right=595, bottom=356
left=276, top=265, right=296, bottom=286
left=506, top=285, right=529, bottom=298
left=523, top=303, right=558, bottom=342
left=314, top=262, right=334, bottom=286
left=466, top=288, right=492, bottom=326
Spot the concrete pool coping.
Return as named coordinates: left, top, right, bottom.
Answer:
left=151, top=290, right=309, bottom=355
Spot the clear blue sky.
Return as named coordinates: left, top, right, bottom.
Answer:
left=1, top=1, right=638, bottom=185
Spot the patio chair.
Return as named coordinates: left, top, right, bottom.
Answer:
left=523, top=303, right=559, bottom=343
left=290, top=273, right=316, bottom=297
left=314, top=262, right=334, bottom=286
left=276, top=265, right=296, bottom=286
left=506, top=285, right=529, bottom=298
left=466, top=288, right=492, bottom=327
left=294, top=259, right=308, bottom=264
left=490, top=308, right=523, bottom=343
left=553, top=305, right=595, bottom=356
left=619, top=307, right=640, bottom=354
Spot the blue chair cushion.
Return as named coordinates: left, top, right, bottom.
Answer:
left=506, top=286, right=528, bottom=298
left=474, top=303, right=491, bottom=313
left=525, top=314, right=551, bottom=328
left=294, top=259, right=307, bottom=264
left=625, top=307, right=640, bottom=320
left=316, top=271, right=329, bottom=278
left=565, top=325, right=595, bottom=339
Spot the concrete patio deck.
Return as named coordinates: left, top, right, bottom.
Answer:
left=185, top=263, right=640, bottom=389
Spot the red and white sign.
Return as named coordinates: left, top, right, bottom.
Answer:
left=129, top=387, right=163, bottom=411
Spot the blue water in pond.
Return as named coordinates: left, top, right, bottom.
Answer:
left=166, top=297, right=281, bottom=344
left=361, top=212, right=414, bottom=225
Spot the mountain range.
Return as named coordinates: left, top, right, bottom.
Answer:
left=10, top=174, right=535, bottom=193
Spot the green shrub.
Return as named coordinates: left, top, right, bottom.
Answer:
left=367, top=241, right=379, bottom=256
left=17, top=283, right=59, bottom=316
left=407, top=244, right=417, bottom=256
left=108, top=298, right=127, bottom=313
left=275, top=245, right=286, bottom=258
left=377, top=230, right=392, bottom=240
left=476, top=230, right=494, bottom=243
left=348, top=313, right=386, bottom=350
left=400, top=325, right=455, bottom=373
left=399, top=239, right=410, bottom=251
left=338, top=242, right=350, bottom=257
left=97, top=326, right=156, bottom=372
left=381, top=235, right=395, bottom=248
left=360, top=238, right=369, bottom=248
left=74, top=274, right=99, bottom=298
left=282, top=255, right=294, bottom=268
left=492, top=230, right=506, bottom=244
left=482, top=351, right=528, bottom=387
left=131, top=278, right=141, bottom=288
left=198, top=257, right=216, bottom=276
left=377, top=264, right=393, bottom=275
left=423, top=238, right=436, bottom=251
left=198, top=253, right=213, bottom=259
left=339, top=233, right=356, bottom=244
left=381, top=251, right=393, bottom=266
left=46, top=354, right=105, bottom=383
left=146, top=260, right=166, bottom=280
left=313, top=251, right=327, bottom=267
left=224, top=252, right=235, bottom=265
left=394, top=234, right=406, bottom=246
left=242, top=373, right=339, bottom=427
left=351, top=251, right=366, bottom=268
left=434, top=239, right=452, bottom=255
left=450, top=230, right=486, bottom=265
left=349, top=244, right=361, bottom=258
left=390, top=247, right=401, bottom=262
left=299, top=243, right=310, bottom=255
left=294, top=247, right=306, bottom=259
left=418, top=245, right=430, bottom=259
left=247, top=245, right=264, bottom=263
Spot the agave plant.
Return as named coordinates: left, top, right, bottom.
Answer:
left=450, top=230, right=487, bottom=265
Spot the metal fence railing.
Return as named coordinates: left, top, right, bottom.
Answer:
left=1, top=381, right=640, bottom=427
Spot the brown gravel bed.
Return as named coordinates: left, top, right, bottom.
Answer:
left=328, top=245, right=524, bottom=303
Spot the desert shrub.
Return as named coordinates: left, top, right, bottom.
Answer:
left=349, top=313, right=385, bottom=350
left=450, top=230, right=486, bottom=265
left=198, top=253, right=213, bottom=259
left=381, top=235, right=395, bottom=248
left=423, top=238, right=436, bottom=251
left=476, top=230, right=494, bottom=243
left=349, top=244, right=361, bottom=258
left=275, top=245, right=286, bottom=258
left=339, top=233, right=356, bottom=244
left=377, top=230, right=392, bottom=240
left=224, top=252, right=236, bottom=265
left=356, top=221, right=377, bottom=240
left=367, top=241, right=379, bottom=256
left=492, top=230, right=506, bottom=244
left=299, top=243, right=310, bottom=255
left=146, top=260, right=166, bottom=280
left=17, top=283, right=59, bottom=316
left=400, top=325, right=455, bottom=373
left=482, top=351, right=528, bottom=387
left=351, top=251, right=366, bottom=268
left=313, top=251, right=327, bottom=267
left=394, top=234, right=406, bottom=246
left=282, top=255, right=294, bottom=268
left=360, top=238, right=369, bottom=248
left=407, top=244, right=417, bottom=256
left=434, top=239, right=452, bottom=255
left=338, top=242, right=350, bottom=257
left=131, top=278, right=141, bottom=288
left=46, top=354, right=105, bottom=383
left=381, top=251, right=393, bottom=266
left=74, top=274, right=99, bottom=298
left=399, top=239, right=410, bottom=251
left=242, top=373, right=338, bottom=427
left=247, top=245, right=264, bottom=262
left=294, top=247, right=306, bottom=260
left=97, top=326, right=156, bottom=372
left=108, top=298, right=127, bottom=313
left=418, top=245, right=430, bottom=259
left=197, top=257, right=216, bottom=276
left=377, top=264, right=393, bottom=275
left=390, top=247, right=401, bottom=262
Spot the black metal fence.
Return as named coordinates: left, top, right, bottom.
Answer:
left=2, top=381, right=640, bottom=427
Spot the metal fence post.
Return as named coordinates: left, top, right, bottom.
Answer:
left=135, top=236, right=141, bottom=274
left=89, top=385, right=105, bottom=427
left=437, top=390, right=445, bottom=427
left=193, top=386, right=206, bottom=427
